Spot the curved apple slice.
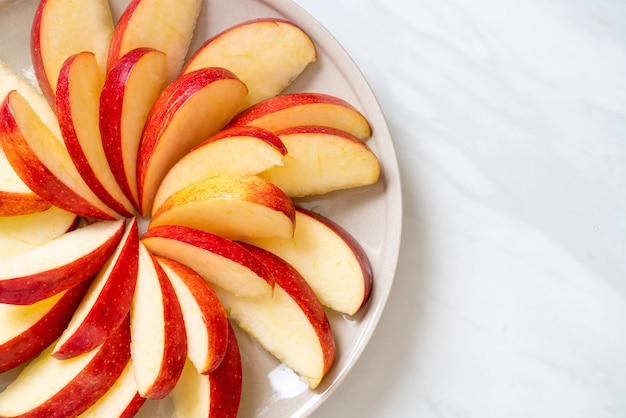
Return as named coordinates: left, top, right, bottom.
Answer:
left=52, top=219, right=139, bottom=359
left=142, top=225, right=274, bottom=298
left=136, top=67, right=247, bottom=216
left=0, top=151, right=50, bottom=216
left=100, top=47, right=167, bottom=210
left=227, top=92, right=372, bottom=140
left=131, top=243, right=186, bottom=399
left=0, top=219, right=125, bottom=305
left=56, top=52, right=137, bottom=217
left=0, top=316, right=131, bottom=418
left=107, top=0, right=203, bottom=84
left=152, top=126, right=287, bottom=213
left=31, top=0, right=114, bottom=109
left=0, top=90, right=120, bottom=220
left=0, top=280, right=91, bottom=374
left=183, top=18, right=316, bottom=108
left=150, top=175, right=295, bottom=241
left=157, top=256, right=229, bottom=374
left=216, top=243, right=336, bottom=389
left=0, top=206, right=78, bottom=261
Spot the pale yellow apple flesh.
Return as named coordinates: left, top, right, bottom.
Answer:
left=0, top=150, right=51, bottom=216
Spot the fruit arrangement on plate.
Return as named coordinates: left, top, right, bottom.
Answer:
left=0, top=0, right=384, bottom=416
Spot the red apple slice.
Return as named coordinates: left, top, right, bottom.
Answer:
left=130, top=243, right=186, bottom=399
left=261, top=125, right=381, bottom=197
left=100, top=47, right=167, bottom=210
left=227, top=92, right=372, bottom=140
left=0, top=316, right=131, bottom=418
left=157, top=256, right=229, bottom=374
left=0, top=280, right=91, bottom=374
left=0, top=150, right=50, bottom=216
left=0, top=90, right=120, bottom=220
left=30, top=0, right=114, bottom=109
left=216, top=243, right=336, bottom=389
left=56, top=52, right=137, bottom=217
left=171, top=322, right=242, bottom=418
left=245, top=208, right=373, bottom=315
left=107, top=0, right=203, bottom=83
left=136, top=67, right=247, bottom=215
left=142, top=225, right=274, bottom=297
left=150, top=174, right=295, bottom=241
left=0, top=206, right=78, bottom=261
left=52, top=219, right=139, bottom=359
left=152, top=125, right=287, bottom=213
left=0, top=219, right=125, bottom=305
left=183, top=18, right=316, bottom=108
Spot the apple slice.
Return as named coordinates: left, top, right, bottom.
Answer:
left=157, top=256, right=229, bottom=374
left=136, top=67, right=247, bottom=215
left=142, top=225, right=274, bottom=298
left=100, top=47, right=167, bottom=210
left=0, top=206, right=78, bottom=261
left=171, top=322, right=242, bottom=418
left=245, top=208, right=373, bottom=315
left=0, top=219, right=125, bottom=305
left=215, top=243, right=336, bottom=389
left=260, top=125, right=380, bottom=197
left=0, top=90, right=120, bottom=220
left=52, top=219, right=139, bottom=359
left=0, top=316, right=131, bottom=418
left=183, top=18, right=316, bottom=108
left=227, top=92, right=372, bottom=140
left=0, top=150, right=51, bottom=216
left=0, top=280, right=91, bottom=374
left=150, top=174, right=295, bottom=241
left=107, top=0, right=203, bottom=83
left=130, top=242, right=187, bottom=399
left=56, top=51, right=137, bottom=217
left=152, top=126, right=287, bottom=213
left=31, top=0, right=114, bottom=109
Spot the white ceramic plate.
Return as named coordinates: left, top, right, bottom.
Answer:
left=0, top=0, right=402, bottom=416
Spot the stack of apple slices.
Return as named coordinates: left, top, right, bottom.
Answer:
left=0, top=0, right=382, bottom=416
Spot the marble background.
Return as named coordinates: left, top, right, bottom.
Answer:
left=292, top=0, right=626, bottom=417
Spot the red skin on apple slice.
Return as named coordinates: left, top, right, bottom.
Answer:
left=0, top=219, right=125, bottom=305
left=227, top=92, right=372, bottom=140
left=52, top=219, right=139, bottom=359
left=136, top=67, right=247, bottom=216
left=171, top=321, right=242, bottom=418
left=0, top=315, right=131, bottom=418
left=0, top=151, right=50, bottom=215
left=0, top=279, right=91, bottom=373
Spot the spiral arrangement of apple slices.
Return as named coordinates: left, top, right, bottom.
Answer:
left=0, top=0, right=382, bottom=416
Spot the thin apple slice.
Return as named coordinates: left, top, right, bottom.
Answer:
left=142, top=225, right=274, bottom=298
left=0, top=206, right=78, bottom=261
left=245, top=208, right=373, bottom=316
left=31, top=0, right=114, bottom=109
left=56, top=52, right=137, bottom=217
left=152, top=126, right=287, bottom=213
left=183, top=18, right=316, bottom=108
left=157, top=256, right=229, bottom=374
left=0, top=90, right=120, bottom=220
left=131, top=242, right=186, bottom=399
left=137, top=67, right=247, bottom=215
left=0, top=150, right=51, bottom=216
left=227, top=92, right=372, bottom=140
left=0, top=219, right=125, bottom=305
left=0, top=280, right=91, bottom=373
left=0, top=316, right=131, bottom=418
left=150, top=174, right=295, bottom=241
left=171, top=322, right=242, bottom=418
left=260, top=125, right=380, bottom=197
left=107, top=0, right=203, bottom=83
left=52, top=219, right=139, bottom=359
left=100, top=47, right=167, bottom=210
left=215, top=243, right=336, bottom=389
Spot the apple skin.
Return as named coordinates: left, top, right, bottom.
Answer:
left=227, top=92, right=372, bottom=140
left=0, top=279, right=91, bottom=373
left=0, top=192, right=51, bottom=217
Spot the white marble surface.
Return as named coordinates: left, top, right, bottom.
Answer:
left=292, top=1, right=626, bottom=417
